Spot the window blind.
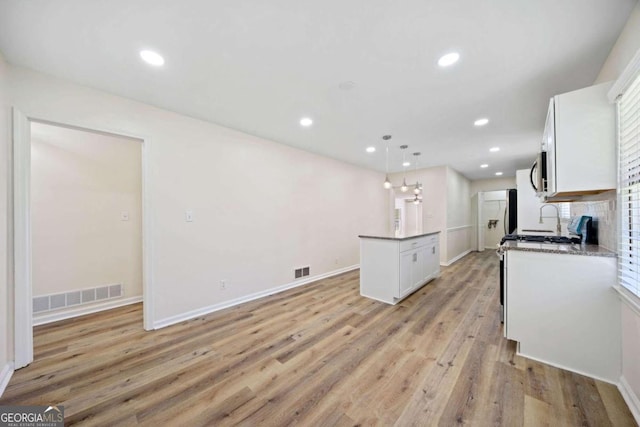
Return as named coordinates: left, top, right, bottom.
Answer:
left=618, top=72, right=640, bottom=298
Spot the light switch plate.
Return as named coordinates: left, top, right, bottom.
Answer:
left=186, top=210, right=194, bottom=222
left=120, top=211, right=129, bottom=221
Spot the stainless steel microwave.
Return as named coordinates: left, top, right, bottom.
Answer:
left=529, top=151, right=547, bottom=196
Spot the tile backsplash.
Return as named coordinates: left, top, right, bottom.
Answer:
left=570, top=191, right=617, bottom=252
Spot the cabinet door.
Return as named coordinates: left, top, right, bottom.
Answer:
left=554, top=83, right=615, bottom=195
left=543, top=98, right=556, bottom=195
left=424, top=243, right=438, bottom=280
left=399, top=251, right=414, bottom=297
left=412, top=248, right=426, bottom=289
left=431, top=242, right=440, bottom=277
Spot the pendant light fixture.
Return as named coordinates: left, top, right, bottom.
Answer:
left=400, top=145, right=409, bottom=192
left=382, top=135, right=393, bottom=189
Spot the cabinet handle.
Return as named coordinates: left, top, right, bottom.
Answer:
left=432, top=247, right=435, bottom=254
left=530, top=161, right=538, bottom=192
left=413, top=253, right=417, bottom=262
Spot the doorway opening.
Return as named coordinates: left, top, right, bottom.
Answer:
left=31, top=121, right=143, bottom=325
left=481, top=190, right=507, bottom=250
left=13, top=110, right=153, bottom=369
left=393, top=190, right=423, bottom=237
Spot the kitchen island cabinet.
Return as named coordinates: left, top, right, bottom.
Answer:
left=503, top=242, right=619, bottom=382
left=359, top=232, right=440, bottom=304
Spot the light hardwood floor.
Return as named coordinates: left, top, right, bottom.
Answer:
left=1, top=251, right=636, bottom=426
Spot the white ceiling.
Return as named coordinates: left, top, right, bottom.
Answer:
left=0, top=0, right=636, bottom=180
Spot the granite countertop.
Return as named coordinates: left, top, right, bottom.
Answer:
left=501, top=240, right=616, bottom=258
left=358, top=231, right=440, bottom=241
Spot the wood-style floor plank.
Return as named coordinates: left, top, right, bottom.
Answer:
left=1, top=251, right=636, bottom=426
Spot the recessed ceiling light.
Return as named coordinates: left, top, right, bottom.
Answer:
left=495, top=172, right=503, bottom=176
left=438, top=52, right=460, bottom=67
left=140, top=50, right=165, bottom=66
left=480, top=164, right=489, bottom=168
left=403, top=161, right=411, bottom=167
left=366, top=146, right=376, bottom=153
left=339, top=81, right=356, bottom=91
left=490, top=147, right=500, bottom=152
left=474, top=118, right=489, bottom=126
left=300, top=117, right=313, bottom=127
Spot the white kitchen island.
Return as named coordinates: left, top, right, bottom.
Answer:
left=359, top=232, right=440, bottom=304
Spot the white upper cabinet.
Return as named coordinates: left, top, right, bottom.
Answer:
left=543, top=82, right=616, bottom=201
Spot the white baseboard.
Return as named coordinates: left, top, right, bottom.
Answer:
left=33, top=296, right=142, bottom=326
left=515, top=348, right=618, bottom=385
left=619, top=376, right=640, bottom=425
left=441, top=249, right=472, bottom=267
left=0, top=362, right=14, bottom=397
left=154, top=264, right=359, bottom=330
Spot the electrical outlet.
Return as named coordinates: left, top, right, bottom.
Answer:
left=186, top=210, right=194, bottom=222
left=220, top=280, right=226, bottom=290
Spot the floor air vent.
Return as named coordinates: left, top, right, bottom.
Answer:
left=33, top=284, right=123, bottom=313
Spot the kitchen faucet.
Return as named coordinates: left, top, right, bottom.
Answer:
left=539, top=204, right=562, bottom=236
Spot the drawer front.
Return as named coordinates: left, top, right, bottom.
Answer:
left=400, top=237, right=427, bottom=252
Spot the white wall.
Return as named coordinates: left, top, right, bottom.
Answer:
left=469, top=177, right=516, bottom=196
left=398, top=166, right=447, bottom=235
left=595, top=2, right=640, bottom=84
left=0, top=51, right=12, bottom=391
left=389, top=166, right=472, bottom=265
left=622, top=304, right=640, bottom=416
left=445, top=167, right=472, bottom=264
left=31, top=123, right=142, bottom=300
left=390, top=166, right=447, bottom=262
left=8, top=65, right=388, bottom=326
left=446, top=167, right=471, bottom=228
left=594, top=1, right=640, bottom=420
